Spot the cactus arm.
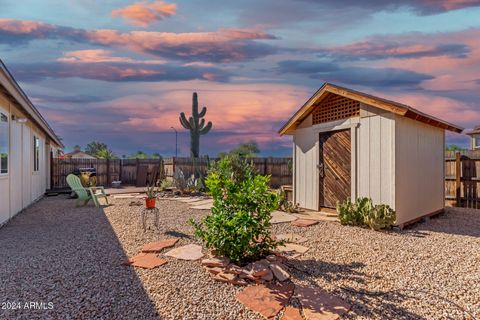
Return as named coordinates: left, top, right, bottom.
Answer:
left=199, top=121, right=212, bottom=135
left=180, top=113, right=191, bottom=129
left=198, top=106, right=207, bottom=118
left=192, top=92, right=199, bottom=116
left=198, top=118, right=205, bottom=129
left=189, top=116, right=195, bottom=129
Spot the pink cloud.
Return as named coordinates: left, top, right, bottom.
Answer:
left=112, top=1, right=176, bottom=27
left=57, top=49, right=166, bottom=64
left=0, top=19, right=277, bottom=62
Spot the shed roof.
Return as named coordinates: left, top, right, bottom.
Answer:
left=0, top=59, right=63, bottom=148
left=279, top=83, right=463, bottom=135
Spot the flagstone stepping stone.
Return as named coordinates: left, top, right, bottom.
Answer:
left=291, top=219, right=319, bottom=227
left=189, top=199, right=214, bottom=206
left=165, top=244, right=204, bottom=260
left=276, top=233, right=308, bottom=244
left=271, top=211, right=298, bottom=224
left=236, top=281, right=295, bottom=319
left=269, top=263, right=290, bottom=282
left=281, top=307, right=303, bottom=320
left=113, top=194, right=140, bottom=199
left=295, top=286, right=350, bottom=320
left=190, top=203, right=213, bottom=210
left=178, top=197, right=206, bottom=203
left=201, top=257, right=230, bottom=267
left=127, top=253, right=167, bottom=269
left=141, top=238, right=179, bottom=253
left=277, top=243, right=309, bottom=257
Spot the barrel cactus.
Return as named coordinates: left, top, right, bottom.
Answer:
left=179, top=92, right=212, bottom=158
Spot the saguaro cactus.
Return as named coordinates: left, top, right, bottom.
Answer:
left=179, top=92, right=212, bottom=158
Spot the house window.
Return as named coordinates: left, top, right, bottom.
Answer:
left=0, top=112, right=8, bottom=174
left=33, top=136, right=40, bottom=172
left=475, top=136, right=480, bottom=149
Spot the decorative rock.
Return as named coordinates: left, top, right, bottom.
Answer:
left=295, top=286, right=350, bottom=320
left=251, top=260, right=271, bottom=277
left=276, top=233, right=308, bottom=244
left=269, top=263, right=290, bottom=282
left=236, top=282, right=295, bottom=319
left=204, top=266, right=223, bottom=275
left=266, top=254, right=278, bottom=262
left=165, top=244, right=204, bottom=261
left=261, top=269, right=274, bottom=281
left=217, top=272, right=237, bottom=281
left=281, top=307, right=303, bottom=320
left=201, top=257, right=230, bottom=268
left=291, top=219, right=319, bottom=227
left=127, top=253, right=167, bottom=269
left=141, top=238, right=179, bottom=253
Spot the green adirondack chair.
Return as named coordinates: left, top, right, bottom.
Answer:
left=66, top=174, right=109, bottom=207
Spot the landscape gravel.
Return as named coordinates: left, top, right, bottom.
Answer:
left=0, top=196, right=478, bottom=319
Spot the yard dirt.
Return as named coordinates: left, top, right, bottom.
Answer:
left=0, top=196, right=478, bottom=319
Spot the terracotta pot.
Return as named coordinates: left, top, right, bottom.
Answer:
left=145, top=197, right=156, bottom=209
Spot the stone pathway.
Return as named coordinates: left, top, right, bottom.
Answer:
left=127, top=253, right=168, bottom=269
left=271, top=211, right=298, bottom=224
left=165, top=244, right=204, bottom=260
left=277, top=243, right=309, bottom=258
left=141, top=238, right=178, bottom=253
left=281, top=307, right=303, bottom=320
left=291, top=219, right=319, bottom=227
left=236, top=282, right=295, bottom=319
left=295, top=286, right=351, bottom=320
left=293, top=211, right=338, bottom=222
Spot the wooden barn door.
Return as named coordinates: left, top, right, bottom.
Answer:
left=319, top=130, right=351, bottom=208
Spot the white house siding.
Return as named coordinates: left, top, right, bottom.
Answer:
left=0, top=94, right=52, bottom=225
left=394, top=115, right=444, bottom=225
left=357, top=104, right=395, bottom=208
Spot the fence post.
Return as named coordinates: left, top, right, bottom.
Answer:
left=119, top=159, right=123, bottom=182
left=106, top=158, right=111, bottom=186
left=455, top=151, right=461, bottom=206
left=50, top=151, right=54, bottom=190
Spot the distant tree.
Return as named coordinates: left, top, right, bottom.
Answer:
left=85, top=141, right=116, bottom=159
left=229, top=141, right=260, bottom=158
left=151, top=153, right=162, bottom=159
left=97, top=148, right=117, bottom=159
left=445, top=144, right=463, bottom=151
left=85, top=141, right=108, bottom=156
left=129, top=151, right=149, bottom=159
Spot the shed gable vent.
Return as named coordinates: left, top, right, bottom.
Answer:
left=312, top=94, right=360, bottom=125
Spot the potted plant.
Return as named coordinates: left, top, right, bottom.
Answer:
left=145, top=184, right=157, bottom=209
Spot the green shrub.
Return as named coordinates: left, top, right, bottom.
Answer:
left=364, top=204, right=396, bottom=230
left=337, top=197, right=396, bottom=230
left=160, top=179, right=173, bottom=191
left=277, top=189, right=300, bottom=213
left=190, top=156, right=281, bottom=264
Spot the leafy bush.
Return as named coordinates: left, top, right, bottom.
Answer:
left=190, top=156, right=281, bottom=263
left=337, top=197, right=396, bottom=230
left=364, top=204, right=396, bottom=231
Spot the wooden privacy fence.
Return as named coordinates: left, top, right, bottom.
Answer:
left=51, top=157, right=293, bottom=189
left=445, top=150, right=480, bottom=209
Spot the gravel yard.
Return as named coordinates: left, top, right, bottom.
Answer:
left=0, top=196, right=478, bottom=319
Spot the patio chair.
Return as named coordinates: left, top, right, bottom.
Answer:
left=66, top=174, right=109, bottom=207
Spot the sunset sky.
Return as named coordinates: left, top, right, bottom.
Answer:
left=1, top=0, right=480, bottom=156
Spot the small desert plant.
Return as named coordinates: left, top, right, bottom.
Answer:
left=145, top=184, right=157, bottom=199
left=337, top=197, right=365, bottom=226
left=173, top=169, right=188, bottom=192
left=186, top=174, right=205, bottom=192
left=337, top=197, right=396, bottom=230
left=190, top=156, right=281, bottom=263
left=159, top=179, right=173, bottom=191
left=277, top=189, right=300, bottom=213
left=364, top=204, right=396, bottom=230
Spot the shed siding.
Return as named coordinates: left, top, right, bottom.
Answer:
left=357, top=104, right=395, bottom=208
left=395, top=115, right=444, bottom=225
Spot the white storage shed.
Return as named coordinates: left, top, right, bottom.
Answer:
left=279, top=83, right=463, bottom=226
